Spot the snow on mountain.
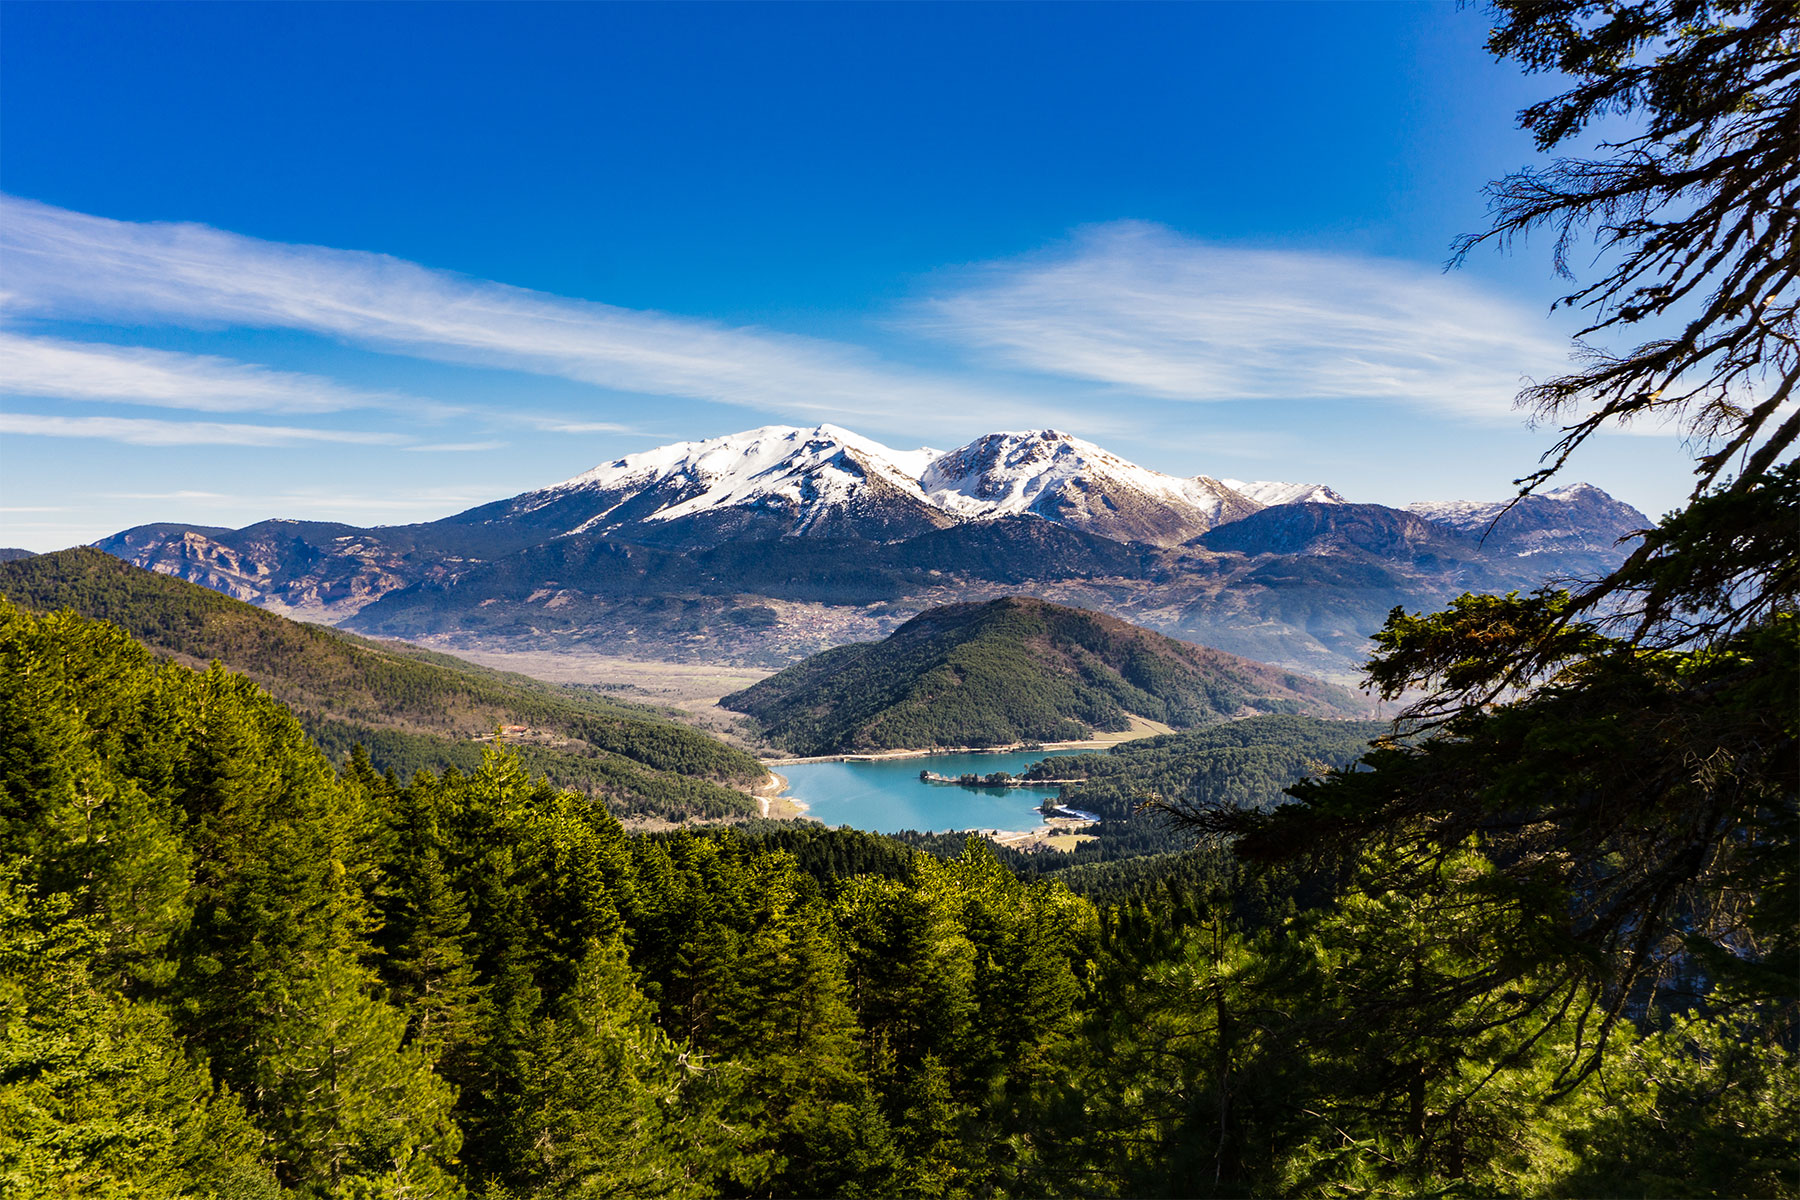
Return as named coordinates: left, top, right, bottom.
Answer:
left=1404, top=483, right=1607, bottom=531
left=450, top=424, right=955, bottom=545
left=542, top=424, right=936, bottom=531
left=920, top=430, right=1259, bottom=547
left=490, top=425, right=1260, bottom=548
left=1405, top=483, right=1648, bottom=557
left=1221, top=479, right=1349, bottom=507
left=466, top=424, right=1638, bottom=555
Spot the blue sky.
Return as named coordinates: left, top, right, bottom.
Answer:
left=0, top=1, right=1698, bottom=551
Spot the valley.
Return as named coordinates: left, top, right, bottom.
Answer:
left=401, top=641, right=772, bottom=704
left=46, top=420, right=1653, bottom=853
left=32, top=428, right=1656, bottom=864
left=0, top=544, right=1387, bottom=859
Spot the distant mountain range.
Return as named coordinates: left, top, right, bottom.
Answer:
left=91, top=424, right=1650, bottom=680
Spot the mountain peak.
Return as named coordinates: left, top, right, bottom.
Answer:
left=1405, top=483, right=1649, bottom=557
left=461, top=423, right=946, bottom=546
left=919, top=429, right=1257, bottom=545
left=1222, top=479, right=1348, bottom=507
left=545, top=423, right=931, bottom=496
left=1544, top=482, right=1604, bottom=501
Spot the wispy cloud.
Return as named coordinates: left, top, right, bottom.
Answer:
left=0, top=195, right=1056, bottom=430
left=908, top=222, right=1576, bottom=423
left=0, top=413, right=408, bottom=447
left=517, top=417, right=639, bottom=435
left=0, top=330, right=430, bottom=415
left=103, top=490, right=231, bottom=501
left=404, top=440, right=508, bottom=453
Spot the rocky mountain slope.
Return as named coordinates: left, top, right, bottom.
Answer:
left=88, top=424, right=1651, bottom=680
left=1220, top=480, right=1347, bottom=507
left=721, top=596, right=1368, bottom=755
left=442, top=424, right=1262, bottom=549
left=918, top=429, right=1258, bottom=545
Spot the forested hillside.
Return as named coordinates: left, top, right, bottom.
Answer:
left=4, top=600, right=1789, bottom=1197
left=1026, top=715, right=1385, bottom=818
left=0, top=549, right=763, bottom=819
left=724, top=596, right=1366, bottom=755
left=858, top=716, right=1389, bottom=890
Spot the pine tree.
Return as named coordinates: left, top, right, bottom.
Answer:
left=380, top=782, right=486, bottom=1072
left=250, top=955, right=463, bottom=1197
left=489, top=938, right=730, bottom=1199
left=0, top=867, right=278, bottom=1199
left=0, top=603, right=193, bottom=989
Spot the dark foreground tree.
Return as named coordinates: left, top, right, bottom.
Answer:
left=1171, top=1, right=1799, bottom=1179
left=1455, top=0, right=1797, bottom=599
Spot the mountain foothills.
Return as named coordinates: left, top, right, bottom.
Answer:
left=0, top=548, right=765, bottom=819
left=724, top=596, right=1366, bottom=755
left=94, top=424, right=1650, bottom=678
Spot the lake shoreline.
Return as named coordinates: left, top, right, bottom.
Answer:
left=765, top=747, right=1100, bottom=845
left=753, top=769, right=809, bottom=820
left=760, top=715, right=1173, bottom=766
left=766, top=738, right=1121, bottom=767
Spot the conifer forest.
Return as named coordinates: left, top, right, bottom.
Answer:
left=1, top=1, right=1795, bottom=1196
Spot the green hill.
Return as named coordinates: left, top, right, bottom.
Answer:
left=722, top=595, right=1369, bottom=755
left=0, top=548, right=764, bottom=818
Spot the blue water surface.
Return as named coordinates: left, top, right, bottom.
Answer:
left=777, top=748, right=1089, bottom=834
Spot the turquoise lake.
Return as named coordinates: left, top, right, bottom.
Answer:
left=776, top=748, right=1088, bottom=834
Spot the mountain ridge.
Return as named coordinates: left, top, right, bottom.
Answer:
left=86, top=423, right=1651, bottom=680
left=447, top=424, right=1266, bottom=550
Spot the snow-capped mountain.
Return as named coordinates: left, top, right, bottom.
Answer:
left=444, top=424, right=956, bottom=547
left=1221, top=479, right=1348, bottom=507
left=95, top=422, right=1652, bottom=675
left=1405, top=483, right=1649, bottom=555
left=920, top=430, right=1259, bottom=546
left=552, top=424, right=937, bottom=528
left=448, top=425, right=1261, bottom=549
